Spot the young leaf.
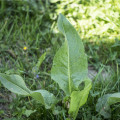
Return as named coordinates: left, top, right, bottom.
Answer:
left=69, top=79, right=92, bottom=119
left=24, top=109, right=36, bottom=117
left=0, top=73, right=57, bottom=109
left=32, top=52, right=46, bottom=75
left=51, top=14, right=88, bottom=95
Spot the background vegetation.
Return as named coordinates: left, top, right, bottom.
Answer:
left=0, top=0, right=120, bottom=119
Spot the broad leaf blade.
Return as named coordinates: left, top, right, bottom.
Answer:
left=0, top=73, right=57, bottom=109
left=0, top=73, right=30, bottom=95
left=51, top=14, right=88, bottom=95
left=96, top=94, right=112, bottom=119
left=30, top=90, right=57, bottom=109
left=69, top=79, right=92, bottom=119
left=108, top=93, right=120, bottom=105
left=51, top=41, right=74, bottom=94
left=96, top=93, right=120, bottom=119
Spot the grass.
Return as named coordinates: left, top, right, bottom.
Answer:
left=0, top=0, right=120, bottom=120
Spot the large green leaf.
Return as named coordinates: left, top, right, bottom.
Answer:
left=51, top=14, right=88, bottom=95
left=0, top=73, right=57, bottom=109
left=69, top=79, right=92, bottom=119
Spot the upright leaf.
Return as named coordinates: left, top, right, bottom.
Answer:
left=69, top=79, right=92, bottom=119
left=51, top=14, right=88, bottom=95
left=32, top=52, right=46, bottom=75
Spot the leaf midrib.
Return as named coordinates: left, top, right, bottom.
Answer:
left=0, top=74, right=30, bottom=95
left=61, top=19, right=72, bottom=94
